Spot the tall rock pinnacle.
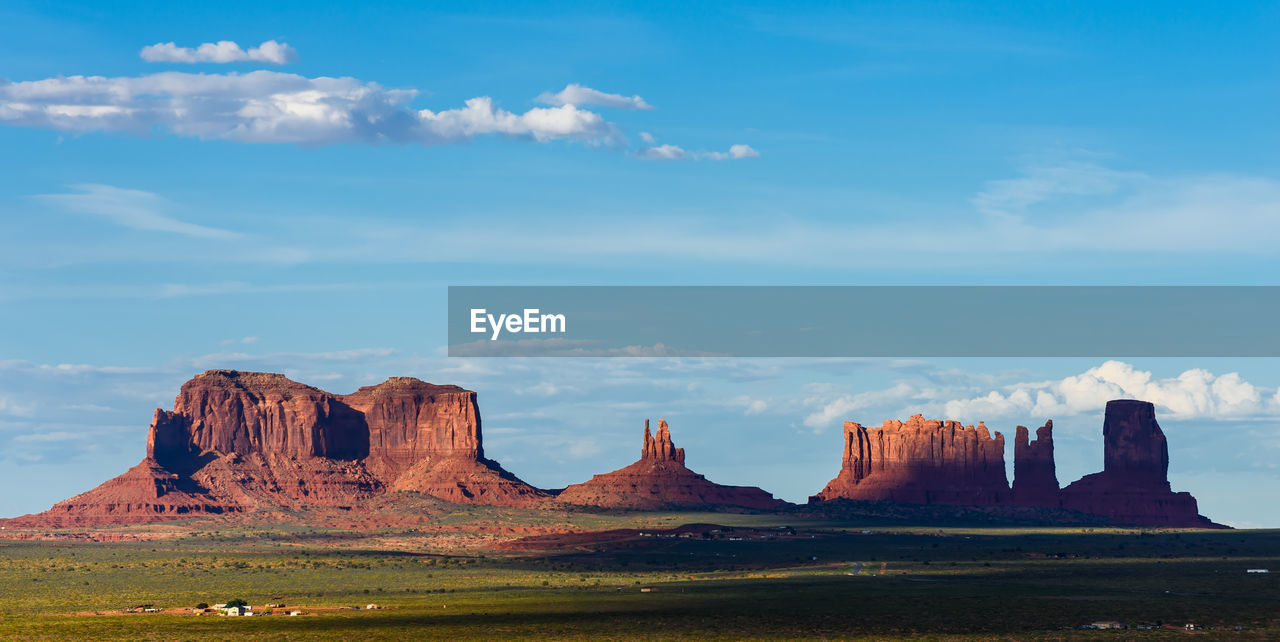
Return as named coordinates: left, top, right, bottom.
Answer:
left=558, top=418, right=781, bottom=509
left=1060, top=400, right=1217, bottom=527
left=1012, top=420, right=1059, bottom=507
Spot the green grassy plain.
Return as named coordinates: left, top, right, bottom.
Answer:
left=0, top=509, right=1277, bottom=639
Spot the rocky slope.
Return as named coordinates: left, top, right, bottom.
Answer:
left=9, top=370, right=544, bottom=526
left=556, top=419, right=785, bottom=510
left=809, top=415, right=1010, bottom=505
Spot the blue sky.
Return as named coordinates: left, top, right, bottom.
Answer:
left=1, top=1, right=1278, bottom=526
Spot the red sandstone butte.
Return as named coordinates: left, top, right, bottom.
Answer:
left=9, top=370, right=544, bottom=526
left=556, top=419, right=785, bottom=510
left=1012, top=421, right=1059, bottom=507
left=1060, top=400, right=1219, bottom=528
left=809, top=415, right=1010, bottom=505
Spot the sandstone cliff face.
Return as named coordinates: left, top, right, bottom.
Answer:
left=556, top=419, right=784, bottom=510
left=1060, top=400, right=1215, bottom=527
left=1012, top=421, right=1059, bottom=507
left=810, top=415, right=1009, bottom=505
left=12, top=370, right=544, bottom=526
left=339, top=377, right=481, bottom=480
left=170, top=370, right=369, bottom=461
left=809, top=403, right=1219, bottom=528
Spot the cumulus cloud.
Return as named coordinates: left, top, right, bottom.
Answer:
left=33, top=184, right=240, bottom=238
left=536, top=83, right=653, bottom=110
left=639, top=131, right=657, bottom=144
left=943, top=360, right=1269, bottom=421
left=140, top=40, right=299, bottom=65
left=636, top=142, right=760, bottom=161
left=0, top=71, right=621, bottom=146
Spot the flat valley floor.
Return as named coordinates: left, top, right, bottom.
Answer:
left=0, top=503, right=1277, bottom=640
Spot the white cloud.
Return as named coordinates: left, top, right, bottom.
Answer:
left=33, top=184, right=239, bottom=239
left=140, top=40, right=299, bottom=65
left=185, top=348, right=398, bottom=370
left=639, top=131, right=657, bottom=144
left=636, top=143, right=687, bottom=160
left=536, top=83, right=653, bottom=110
left=636, top=143, right=760, bottom=161
left=220, top=336, right=261, bottom=345
left=0, top=395, right=35, bottom=417
left=701, top=144, right=761, bottom=160
left=968, top=162, right=1280, bottom=252
left=942, top=360, right=1269, bottom=421
left=12, top=431, right=82, bottom=443
left=0, top=71, right=621, bottom=146
left=517, top=381, right=563, bottom=397
left=972, top=161, right=1142, bottom=220
left=0, top=360, right=155, bottom=376
left=803, top=382, right=917, bottom=430
left=731, top=395, right=768, bottom=415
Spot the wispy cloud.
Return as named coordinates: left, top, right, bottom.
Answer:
left=972, top=162, right=1143, bottom=221
left=140, top=40, right=298, bottom=65
left=803, top=382, right=918, bottom=431
left=0, top=280, right=407, bottom=302
left=636, top=142, right=760, bottom=161
left=0, top=395, right=36, bottom=417
left=33, top=184, right=240, bottom=238
left=743, top=11, right=1064, bottom=57
left=185, top=348, right=398, bottom=370
left=636, top=143, right=687, bottom=160
left=0, top=72, right=621, bottom=146
left=537, top=83, right=653, bottom=110
left=701, top=144, right=760, bottom=161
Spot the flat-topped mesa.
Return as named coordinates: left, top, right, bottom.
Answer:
left=641, top=419, right=685, bottom=463
left=340, top=377, right=483, bottom=476
left=341, top=376, right=545, bottom=505
left=1061, top=400, right=1219, bottom=527
left=13, top=371, right=545, bottom=526
left=1012, top=421, right=1059, bottom=507
left=168, top=369, right=368, bottom=463
left=810, top=414, right=1010, bottom=505
left=557, top=418, right=785, bottom=510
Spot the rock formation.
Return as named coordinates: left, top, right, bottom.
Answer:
left=809, top=415, right=1010, bottom=505
left=1060, top=400, right=1217, bottom=528
left=809, top=402, right=1221, bottom=528
left=556, top=419, right=784, bottom=509
left=11, top=370, right=544, bottom=526
left=1012, top=421, right=1059, bottom=507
